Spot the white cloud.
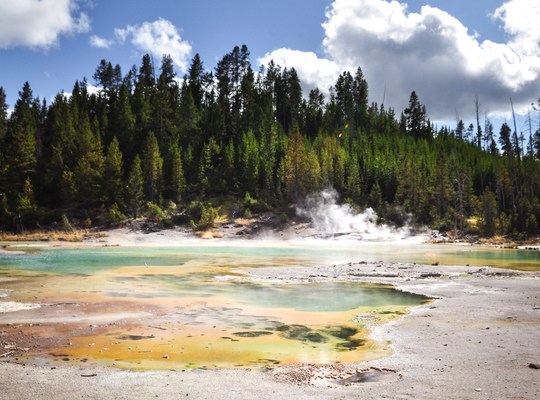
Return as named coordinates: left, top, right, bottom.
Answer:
left=259, top=0, right=540, bottom=120
left=114, top=18, right=192, bottom=72
left=492, top=0, right=540, bottom=55
left=89, top=35, right=113, bottom=49
left=259, top=48, right=340, bottom=93
left=0, top=0, right=90, bottom=49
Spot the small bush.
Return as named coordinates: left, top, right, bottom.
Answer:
left=243, top=192, right=269, bottom=213
left=145, top=202, right=166, bottom=222
left=197, top=203, right=218, bottom=230
left=107, top=203, right=127, bottom=224
left=188, top=201, right=218, bottom=231
left=164, top=201, right=177, bottom=215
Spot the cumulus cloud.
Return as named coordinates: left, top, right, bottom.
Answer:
left=114, top=18, right=192, bottom=72
left=260, top=0, right=540, bottom=120
left=89, top=35, right=113, bottom=49
left=0, top=0, right=90, bottom=49
left=492, top=0, right=540, bottom=54
left=259, top=48, right=341, bottom=93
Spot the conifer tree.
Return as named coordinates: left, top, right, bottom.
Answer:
left=222, top=141, right=236, bottom=190
left=284, top=124, right=305, bottom=201
left=5, top=82, right=38, bottom=208
left=126, top=155, right=144, bottom=218
left=188, top=53, right=207, bottom=110
left=0, top=87, right=9, bottom=203
left=103, top=137, right=124, bottom=207
left=178, top=78, right=200, bottom=148
left=109, top=84, right=135, bottom=163
left=304, top=89, right=324, bottom=139
left=17, top=177, right=36, bottom=215
left=168, top=144, right=186, bottom=202
left=499, top=123, right=513, bottom=156
left=239, top=130, right=259, bottom=195
left=0, top=87, right=7, bottom=155
left=404, top=91, right=429, bottom=140
left=142, top=132, right=163, bottom=203
left=197, top=140, right=212, bottom=196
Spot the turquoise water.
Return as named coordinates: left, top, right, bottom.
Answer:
left=0, top=243, right=432, bottom=313
left=1, top=240, right=537, bottom=313
left=223, top=281, right=426, bottom=312
left=3, top=240, right=536, bottom=368
left=2, top=240, right=540, bottom=274
left=0, top=245, right=315, bottom=274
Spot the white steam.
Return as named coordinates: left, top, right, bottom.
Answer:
left=297, top=188, right=422, bottom=241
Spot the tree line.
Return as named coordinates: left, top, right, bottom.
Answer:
left=1, top=44, right=540, bottom=236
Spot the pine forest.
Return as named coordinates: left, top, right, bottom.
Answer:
left=1, top=45, right=540, bottom=238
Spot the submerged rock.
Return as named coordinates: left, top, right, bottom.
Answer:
left=115, top=334, right=156, bottom=341
left=275, top=324, right=327, bottom=343
left=323, top=326, right=359, bottom=340
left=232, top=331, right=273, bottom=338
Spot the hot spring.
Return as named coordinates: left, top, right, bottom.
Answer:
left=1, top=191, right=539, bottom=369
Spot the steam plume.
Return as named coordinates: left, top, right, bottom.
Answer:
left=297, top=188, right=420, bottom=240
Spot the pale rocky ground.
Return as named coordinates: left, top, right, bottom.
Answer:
left=1, top=253, right=539, bottom=399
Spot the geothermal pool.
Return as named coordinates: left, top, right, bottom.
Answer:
left=1, top=239, right=539, bottom=370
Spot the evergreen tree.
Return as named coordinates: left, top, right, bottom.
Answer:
left=197, top=140, right=212, bottom=196
left=259, top=125, right=278, bottom=202
left=304, top=89, right=324, bottom=139
left=188, top=53, right=207, bottom=110
left=0, top=87, right=8, bottom=154
left=17, top=177, right=37, bottom=215
left=103, top=137, right=124, bottom=207
left=0, top=87, right=9, bottom=205
left=178, top=78, right=200, bottom=148
left=126, top=155, right=144, bottom=217
left=142, top=132, right=163, bottom=203
left=479, top=189, right=497, bottom=236
left=346, top=153, right=362, bottom=203
left=153, top=54, right=180, bottom=146
left=335, top=71, right=354, bottom=133
left=109, top=83, right=135, bottom=163
left=168, top=144, right=186, bottom=202
left=73, top=119, right=104, bottom=210
left=5, top=82, right=38, bottom=209
left=223, top=141, right=237, bottom=191
left=239, top=130, right=259, bottom=195
left=353, top=67, right=369, bottom=132
left=284, top=124, right=305, bottom=201
left=455, top=120, right=465, bottom=141
left=403, top=91, right=429, bottom=140
left=533, top=128, right=540, bottom=160
left=499, top=123, right=512, bottom=156
left=93, top=59, right=115, bottom=92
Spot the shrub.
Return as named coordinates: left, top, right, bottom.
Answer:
left=107, top=203, right=127, bottom=224
left=197, top=203, right=218, bottom=230
left=243, top=192, right=269, bottom=213
left=145, top=202, right=166, bottom=222
left=188, top=201, right=218, bottom=231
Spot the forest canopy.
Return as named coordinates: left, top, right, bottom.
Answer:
left=1, top=45, right=540, bottom=237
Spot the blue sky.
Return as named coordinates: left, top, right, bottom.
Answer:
left=1, top=0, right=539, bottom=134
